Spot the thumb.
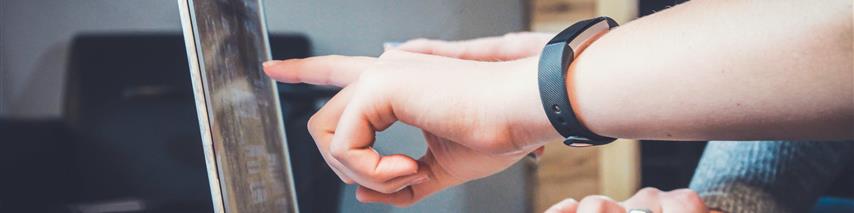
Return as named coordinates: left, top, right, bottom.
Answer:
left=353, top=151, right=461, bottom=207
left=263, top=55, right=374, bottom=87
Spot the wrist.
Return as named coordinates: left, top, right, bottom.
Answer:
left=564, top=31, right=609, bottom=137
left=503, top=57, right=565, bottom=147
left=564, top=33, right=616, bottom=139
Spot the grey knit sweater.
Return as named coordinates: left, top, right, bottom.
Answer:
left=689, top=141, right=854, bottom=213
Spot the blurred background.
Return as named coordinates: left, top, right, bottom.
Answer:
left=0, top=0, right=705, bottom=212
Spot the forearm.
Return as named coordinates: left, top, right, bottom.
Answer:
left=569, top=0, right=853, bottom=140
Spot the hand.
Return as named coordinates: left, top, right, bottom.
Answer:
left=545, top=188, right=710, bottom=213
left=263, top=34, right=560, bottom=207
left=391, top=32, right=555, bottom=160
left=392, top=32, right=554, bottom=61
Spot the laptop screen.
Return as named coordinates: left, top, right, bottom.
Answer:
left=178, top=0, right=298, bottom=212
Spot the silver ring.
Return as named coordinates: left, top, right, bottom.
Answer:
left=628, top=209, right=653, bottom=213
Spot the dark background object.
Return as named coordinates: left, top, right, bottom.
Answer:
left=0, top=33, right=339, bottom=213
left=638, top=140, right=707, bottom=191
left=636, top=0, right=705, bottom=192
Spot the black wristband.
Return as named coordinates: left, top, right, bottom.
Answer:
left=537, top=17, right=618, bottom=147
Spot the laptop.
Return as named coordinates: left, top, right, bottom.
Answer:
left=178, top=0, right=299, bottom=212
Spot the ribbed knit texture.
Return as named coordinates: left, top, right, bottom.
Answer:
left=689, top=141, right=854, bottom=213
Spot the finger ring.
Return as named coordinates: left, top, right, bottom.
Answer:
left=628, top=209, right=653, bottom=213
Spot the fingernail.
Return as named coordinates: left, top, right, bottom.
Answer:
left=263, top=60, right=281, bottom=67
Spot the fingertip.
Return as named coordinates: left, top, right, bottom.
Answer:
left=262, top=60, right=281, bottom=68
left=376, top=154, right=420, bottom=178
left=262, top=60, right=278, bottom=75
left=578, top=195, right=624, bottom=213
left=354, top=186, right=373, bottom=203
left=262, top=59, right=296, bottom=82
left=355, top=185, right=416, bottom=207
left=546, top=198, right=579, bottom=213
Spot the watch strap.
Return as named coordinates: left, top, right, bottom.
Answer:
left=537, top=16, right=618, bottom=147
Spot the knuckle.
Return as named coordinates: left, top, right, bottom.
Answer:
left=329, top=142, right=348, bottom=160
left=669, top=190, right=705, bottom=211
left=636, top=187, right=662, bottom=197
left=358, top=69, right=382, bottom=82
left=579, top=195, right=611, bottom=211
left=469, top=130, right=518, bottom=155
left=306, top=115, right=320, bottom=132
left=670, top=189, right=700, bottom=200
left=357, top=70, right=392, bottom=91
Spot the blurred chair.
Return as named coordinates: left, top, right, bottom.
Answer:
left=0, top=119, right=76, bottom=212
left=0, top=33, right=338, bottom=213
left=63, top=33, right=213, bottom=212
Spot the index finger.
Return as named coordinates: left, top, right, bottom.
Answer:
left=325, top=82, right=428, bottom=193
left=263, top=55, right=375, bottom=87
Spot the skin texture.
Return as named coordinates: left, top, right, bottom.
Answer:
left=263, top=0, right=853, bottom=207
left=545, top=188, right=711, bottom=213
left=264, top=47, right=556, bottom=207
left=570, top=0, right=853, bottom=141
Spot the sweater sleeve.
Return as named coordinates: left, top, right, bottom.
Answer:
left=689, top=141, right=854, bottom=213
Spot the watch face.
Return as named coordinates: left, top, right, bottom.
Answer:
left=567, top=19, right=612, bottom=55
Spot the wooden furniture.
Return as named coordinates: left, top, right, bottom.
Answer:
left=529, top=0, right=640, bottom=212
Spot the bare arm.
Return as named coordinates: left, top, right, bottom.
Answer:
left=570, top=0, right=853, bottom=141
left=263, top=0, right=853, bottom=206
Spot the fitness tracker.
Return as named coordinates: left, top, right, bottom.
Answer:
left=538, top=16, right=618, bottom=147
